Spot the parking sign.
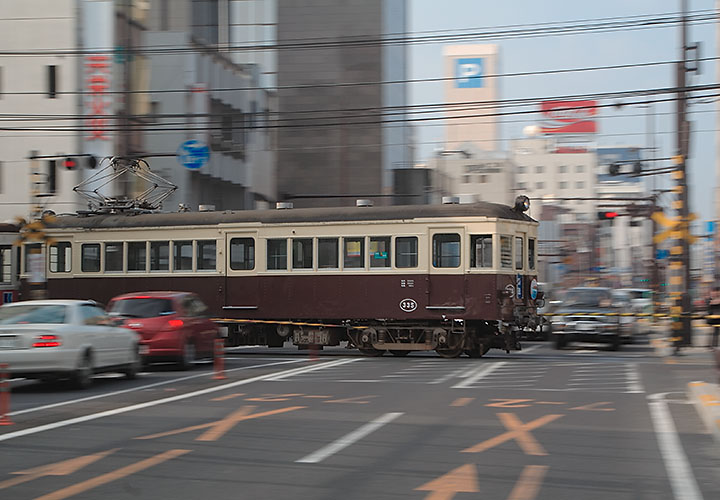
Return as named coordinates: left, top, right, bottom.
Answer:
left=456, top=58, right=484, bottom=88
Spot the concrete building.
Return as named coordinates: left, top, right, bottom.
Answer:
left=275, top=0, right=411, bottom=207
left=510, top=136, right=597, bottom=221
left=423, top=144, right=515, bottom=206
left=443, top=44, right=500, bottom=152
left=0, top=0, right=81, bottom=221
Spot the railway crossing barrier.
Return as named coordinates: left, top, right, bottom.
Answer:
left=0, top=363, right=12, bottom=426
left=212, top=339, right=226, bottom=380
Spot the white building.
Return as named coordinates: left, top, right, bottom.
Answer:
left=424, top=144, right=515, bottom=206
left=0, top=0, right=82, bottom=221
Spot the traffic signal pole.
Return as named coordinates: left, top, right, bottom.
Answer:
left=673, top=0, right=693, bottom=348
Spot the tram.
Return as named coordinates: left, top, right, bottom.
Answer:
left=23, top=197, right=541, bottom=358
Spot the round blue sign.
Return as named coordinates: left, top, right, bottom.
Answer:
left=176, top=140, right=210, bottom=170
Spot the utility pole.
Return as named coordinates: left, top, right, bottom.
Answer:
left=672, top=0, right=693, bottom=347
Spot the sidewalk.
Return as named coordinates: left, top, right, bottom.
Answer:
left=650, top=322, right=720, bottom=442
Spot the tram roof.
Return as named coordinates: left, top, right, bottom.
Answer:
left=47, top=202, right=537, bottom=229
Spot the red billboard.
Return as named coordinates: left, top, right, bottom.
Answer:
left=539, top=100, right=597, bottom=134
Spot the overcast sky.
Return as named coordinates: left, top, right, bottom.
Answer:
left=409, top=0, right=717, bottom=225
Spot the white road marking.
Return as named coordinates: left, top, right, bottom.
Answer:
left=8, top=359, right=306, bottom=418
left=429, top=366, right=469, bottom=385
left=625, top=364, right=645, bottom=393
left=520, top=345, right=543, bottom=354
left=452, top=362, right=507, bottom=389
left=296, top=412, right=404, bottom=464
left=337, top=380, right=382, bottom=383
left=0, top=358, right=359, bottom=443
left=264, top=358, right=361, bottom=381
left=647, top=393, right=704, bottom=500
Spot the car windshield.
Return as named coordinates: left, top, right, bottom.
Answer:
left=109, top=298, right=175, bottom=318
left=563, top=289, right=612, bottom=308
left=0, top=304, right=67, bottom=324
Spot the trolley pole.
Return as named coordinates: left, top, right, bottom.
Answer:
left=672, top=0, right=693, bottom=347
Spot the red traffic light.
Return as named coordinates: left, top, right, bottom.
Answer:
left=63, top=157, right=78, bottom=170
left=598, top=211, right=619, bottom=220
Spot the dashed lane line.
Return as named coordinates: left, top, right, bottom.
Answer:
left=0, top=358, right=360, bottom=444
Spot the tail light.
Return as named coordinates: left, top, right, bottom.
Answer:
left=167, top=319, right=184, bottom=329
left=33, top=334, right=62, bottom=348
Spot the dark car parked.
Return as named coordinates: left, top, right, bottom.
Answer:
left=107, top=291, right=218, bottom=369
left=550, top=287, right=626, bottom=350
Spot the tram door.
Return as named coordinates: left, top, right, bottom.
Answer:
left=224, top=233, right=259, bottom=313
left=428, top=228, right=466, bottom=309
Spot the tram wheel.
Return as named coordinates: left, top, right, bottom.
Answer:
left=358, top=348, right=385, bottom=357
left=465, top=343, right=491, bottom=358
left=435, top=345, right=464, bottom=359
left=389, top=350, right=410, bottom=357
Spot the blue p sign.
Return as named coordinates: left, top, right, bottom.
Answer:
left=456, top=58, right=483, bottom=88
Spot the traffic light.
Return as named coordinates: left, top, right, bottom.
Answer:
left=63, top=157, right=78, bottom=170
left=598, top=211, right=619, bottom=220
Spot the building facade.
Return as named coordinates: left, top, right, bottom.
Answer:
left=275, top=0, right=411, bottom=207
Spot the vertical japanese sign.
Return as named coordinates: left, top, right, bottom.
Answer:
left=81, top=1, right=115, bottom=176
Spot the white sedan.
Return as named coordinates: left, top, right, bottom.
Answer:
left=0, top=300, right=140, bottom=388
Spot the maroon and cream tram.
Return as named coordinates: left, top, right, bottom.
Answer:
left=24, top=198, right=541, bottom=358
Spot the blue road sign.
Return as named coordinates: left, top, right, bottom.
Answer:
left=656, top=249, right=670, bottom=260
left=176, top=140, right=210, bottom=170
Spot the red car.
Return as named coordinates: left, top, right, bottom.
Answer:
left=107, top=291, right=218, bottom=369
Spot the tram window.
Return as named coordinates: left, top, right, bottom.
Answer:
left=127, top=242, right=147, bottom=272
left=230, top=238, right=254, bottom=270
left=528, top=238, right=536, bottom=270
left=369, top=237, right=390, bottom=268
left=318, top=238, right=339, bottom=269
left=81, top=243, right=100, bottom=272
left=174, top=241, right=193, bottom=271
left=150, top=241, right=169, bottom=271
left=104, top=242, right=123, bottom=272
left=267, top=239, right=287, bottom=270
left=395, top=237, right=418, bottom=268
left=470, top=235, right=492, bottom=268
left=197, top=240, right=217, bottom=270
left=49, top=241, right=71, bottom=273
left=23, top=243, right=43, bottom=278
left=433, top=233, right=460, bottom=268
left=500, top=236, right=512, bottom=269
left=0, top=246, right=11, bottom=283
left=293, top=239, right=313, bottom=269
left=343, top=238, right=364, bottom=268
left=515, top=236, right=524, bottom=270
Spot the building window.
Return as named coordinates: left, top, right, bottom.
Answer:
left=462, top=175, right=471, bottom=184
left=229, top=238, right=254, bottom=270
left=576, top=181, right=584, bottom=189
left=344, top=238, right=364, bottom=268
left=47, top=65, right=57, bottom=98
left=559, top=181, right=568, bottom=189
left=395, top=237, right=417, bottom=268
left=470, top=235, right=492, bottom=268
left=528, top=238, right=536, bottom=270
left=558, top=165, right=568, bottom=174
left=536, top=182, right=544, bottom=190
left=174, top=241, right=193, bottom=271
left=517, top=166, right=526, bottom=174
left=292, top=238, right=313, bottom=269
left=576, top=165, right=585, bottom=173
left=479, top=175, right=487, bottom=183
left=536, top=165, right=544, bottom=173
left=191, top=0, right=219, bottom=45
left=127, top=242, right=147, bottom=272
left=517, top=182, right=526, bottom=190
left=105, top=242, right=123, bottom=272
left=81, top=244, right=100, bottom=272
left=369, top=237, right=390, bottom=268
left=318, top=238, right=339, bottom=269
left=500, top=236, right=512, bottom=269
left=432, top=233, right=460, bottom=268
left=150, top=241, right=169, bottom=271
left=160, top=0, right=169, bottom=30
left=267, top=239, right=287, bottom=270
left=0, top=161, right=2, bottom=193
left=515, top=236, right=524, bottom=270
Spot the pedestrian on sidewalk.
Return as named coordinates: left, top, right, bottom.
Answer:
left=706, top=286, right=720, bottom=349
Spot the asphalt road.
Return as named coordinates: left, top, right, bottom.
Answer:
left=1, top=339, right=718, bottom=500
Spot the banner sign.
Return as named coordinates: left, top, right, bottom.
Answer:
left=539, top=100, right=597, bottom=134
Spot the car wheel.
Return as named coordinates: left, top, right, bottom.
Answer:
left=178, top=342, right=196, bottom=370
left=72, top=352, right=93, bottom=389
left=123, top=347, right=141, bottom=380
left=553, top=334, right=566, bottom=350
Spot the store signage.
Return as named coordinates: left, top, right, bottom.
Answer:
left=539, top=100, right=597, bottom=134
